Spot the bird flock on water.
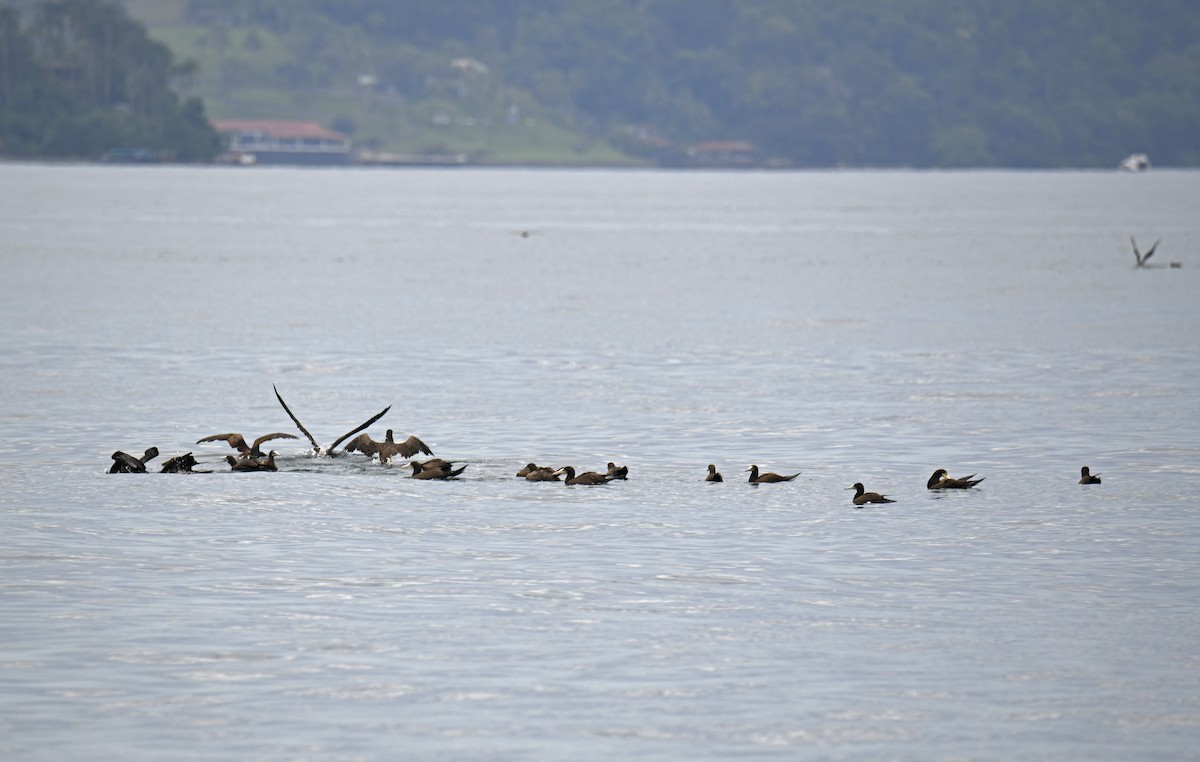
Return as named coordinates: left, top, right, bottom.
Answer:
left=107, top=386, right=1105, bottom=505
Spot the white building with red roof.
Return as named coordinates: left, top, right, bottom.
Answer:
left=211, top=120, right=351, bottom=165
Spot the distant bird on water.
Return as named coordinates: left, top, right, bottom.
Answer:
left=344, top=429, right=433, bottom=464
left=554, top=466, right=612, bottom=485
left=1079, top=466, right=1102, bottom=484
left=525, top=467, right=561, bottom=481
left=108, top=447, right=159, bottom=473
left=927, top=468, right=985, bottom=490
left=746, top=465, right=800, bottom=483
left=847, top=482, right=895, bottom=505
left=197, top=431, right=297, bottom=460
left=705, top=464, right=723, bottom=482
left=273, top=384, right=391, bottom=456
left=1132, top=236, right=1160, bottom=268
left=516, top=463, right=541, bottom=477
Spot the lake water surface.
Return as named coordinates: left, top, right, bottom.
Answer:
left=1, top=165, right=1198, bottom=760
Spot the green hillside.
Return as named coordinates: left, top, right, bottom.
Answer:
left=14, top=0, right=1200, bottom=166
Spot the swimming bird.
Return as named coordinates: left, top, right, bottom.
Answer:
left=412, top=458, right=454, bottom=472
left=1079, top=466, right=1102, bottom=484
left=554, top=466, right=612, bottom=485
left=408, top=460, right=466, bottom=479
left=746, top=465, right=800, bottom=483
left=108, top=447, right=159, bottom=473
left=343, top=429, right=433, bottom=464
left=606, top=462, right=629, bottom=480
left=525, top=467, right=561, bottom=481
left=273, top=384, right=391, bottom=456
left=197, top=432, right=297, bottom=460
left=160, top=452, right=208, bottom=473
left=847, top=482, right=895, bottom=505
left=516, top=463, right=541, bottom=477
left=1132, top=236, right=1160, bottom=268
left=927, top=468, right=985, bottom=489
left=706, top=464, right=723, bottom=482
left=226, top=451, right=278, bottom=472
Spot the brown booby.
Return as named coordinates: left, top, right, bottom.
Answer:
left=746, top=465, right=800, bottom=483
left=553, top=466, right=611, bottom=485
left=847, top=482, right=895, bottom=505
left=408, top=460, right=466, bottom=479
left=1132, top=236, right=1160, bottom=268
left=605, top=462, right=629, bottom=480
left=225, top=451, right=278, bottom=472
left=344, top=429, right=433, bottom=464
left=160, top=452, right=208, bottom=473
left=926, top=469, right=985, bottom=489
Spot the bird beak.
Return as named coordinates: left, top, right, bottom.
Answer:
left=843, top=486, right=854, bottom=490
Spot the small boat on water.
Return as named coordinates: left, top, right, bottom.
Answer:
left=1118, top=153, right=1150, bottom=172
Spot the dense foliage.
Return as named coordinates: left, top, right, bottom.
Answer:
left=177, top=0, right=1200, bottom=167
left=0, top=0, right=219, bottom=160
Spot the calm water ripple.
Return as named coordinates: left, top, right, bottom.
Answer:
left=1, top=165, right=1198, bottom=760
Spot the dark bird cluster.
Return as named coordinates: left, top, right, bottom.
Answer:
left=106, top=386, right=1107, bottom=501
left=511, top=462, right=628, bottom=484
left=108, top=386, right=443, bottom=476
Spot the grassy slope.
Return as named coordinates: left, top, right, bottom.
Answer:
left=122, top=0, right=639, bottom=165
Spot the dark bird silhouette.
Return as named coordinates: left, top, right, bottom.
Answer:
left=273, top=384, right=391, bottom=456
left=746, top=465, right=800, bottom=483
left=516, top=463, right=541, bottom=477
left=108, top=447, right=159, bottom=473
left=927, top=468, right=985, bottom=489
left=706, top=464, right=723, bottom=482
left=408, top=460, right=467, bottom=479
left=606, top=462, right=629, bottom=480
left=344, top=429, right=433, bottom=464
left=554, top=466, right=612, bottom=485
left=1132, top=236, right=1160, bottom=268
left=160, top=452, right=208, bottom=473
left=847, top=482, right=895, bottom=505
left=1079, top=466, right=1102, bottom=484
left=197, top=432, right=296, bottom=459
left=226, top=451, right=278, bottom=472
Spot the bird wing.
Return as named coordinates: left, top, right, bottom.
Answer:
left=1144, top=238, right=1160, bottom=264
left=328, top=405, right=392, bottom=452
left=252, top=433, right=298, bottom=452
left=396, top=434, right=434, bottom=459
left=273, top=384, right=320, bottom=452
left=343, top=432, right=379, bottom=455
left=197, top=433, right=249, bottom=454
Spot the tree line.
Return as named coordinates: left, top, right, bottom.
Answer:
left=0, top=0, right=218, bottom=160
left=184, top=0, right=1200, bottom=167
